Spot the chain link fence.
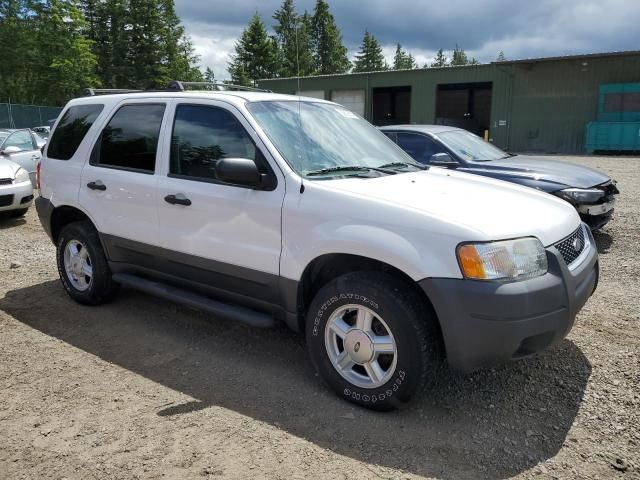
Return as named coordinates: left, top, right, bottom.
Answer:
left=0, top=103, right=63, bottom=129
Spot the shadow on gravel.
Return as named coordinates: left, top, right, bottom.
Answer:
left=1, top=280, right=592, bottom=480
left=593, top=230, right=614, bottom=254
left=0, top=216, right=27, bottom=229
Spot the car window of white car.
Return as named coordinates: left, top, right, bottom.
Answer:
left=170, top=104, right=261, bottom=182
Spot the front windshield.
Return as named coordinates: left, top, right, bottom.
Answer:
left=0, top=132, right=9, bottom=144
left=246, top=100, right=419, bottom=176
left=437, top=130, right=509, bottom=162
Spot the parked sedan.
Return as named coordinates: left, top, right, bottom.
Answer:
left=0, top=129, right=43, bottom=187
left=381, top=125, right=619, bottom=229
left=0, top=156, right=34, bottom=218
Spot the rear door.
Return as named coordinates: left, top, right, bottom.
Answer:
left=79, top=100, right=167, bottom=259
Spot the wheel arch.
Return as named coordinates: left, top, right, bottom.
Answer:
left=50, top=205, right=97, bottom=244
left=294, top=253, right=444, bottom=347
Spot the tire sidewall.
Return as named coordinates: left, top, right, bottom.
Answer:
left=56, top=222, right=107, bottom=304
left=306, top=276, right=424, bottom=409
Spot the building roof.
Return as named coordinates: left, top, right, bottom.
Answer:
left=493, top=49, right=640, bottom=65
left=260, top=50, right=640, bottom=82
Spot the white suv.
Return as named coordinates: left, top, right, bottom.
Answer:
left=36, top=86, right=598, bottom=410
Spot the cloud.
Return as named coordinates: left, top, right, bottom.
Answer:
left=175, top=0, right=640, bottom=78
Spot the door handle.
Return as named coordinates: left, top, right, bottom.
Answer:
left=87, top=180, right=106, bottom=191
left=164, top=194, right=191, bottom=206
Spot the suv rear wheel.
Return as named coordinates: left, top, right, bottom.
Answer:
left=305, top=271, right=440, bottom=410
left=56, top=221, right=118, bottom=305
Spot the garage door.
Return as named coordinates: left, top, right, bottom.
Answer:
left=296, top=90, right=325, bottom=100
left=331, top=89, right=365, bottom=117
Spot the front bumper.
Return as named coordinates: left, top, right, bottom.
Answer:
left=420, top=227, right=598, bottom=372
left=0, top=180, right=34, bottom=212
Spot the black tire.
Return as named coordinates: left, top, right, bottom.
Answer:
left=11, top=208, right=28, bottom=218
left=56, top=221, right=118, bottom=305
left=305, top=271, right=441, bottom=411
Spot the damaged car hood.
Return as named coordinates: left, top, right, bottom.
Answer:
left=459, top=156, right=611, bottom=191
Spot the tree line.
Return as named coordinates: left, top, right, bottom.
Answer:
left=229, top=0, right=500, bottom=86
left=0, top=0, right=202, bottom=106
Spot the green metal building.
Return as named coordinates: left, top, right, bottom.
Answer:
left=259, top=50, right=640, bottom=154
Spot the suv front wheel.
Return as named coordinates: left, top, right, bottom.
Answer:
left=56, top=221, right=118, bottom=305
left=306, top=271, right=440, bottom=410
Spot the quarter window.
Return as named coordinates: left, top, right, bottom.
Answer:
left=93, top=104, right=165, bottom=173
left=5, top=131, right=35, bottom=151
left=48, top=104, right=104, bottom=160
left=170, top=104, right=257, bottom=180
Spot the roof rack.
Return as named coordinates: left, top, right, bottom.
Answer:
left=166, top=80, right=271, bottom=93
left=84, top=88, right=143, bottom=96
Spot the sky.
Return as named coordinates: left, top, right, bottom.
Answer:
left=174, top=0, right=640, bottom=79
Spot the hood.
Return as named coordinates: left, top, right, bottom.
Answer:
left=0, top=157, right=20, bottom=180
left=325, top=168, right=580, bottom=246
left=462, top=156, right=611, bottom=191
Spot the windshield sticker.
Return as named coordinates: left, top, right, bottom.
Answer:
left=335, top=108, right=359, bottom=119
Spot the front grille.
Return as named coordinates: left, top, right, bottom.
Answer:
left=0, top=194, right=14, bottom=207
left=555, top=226, right=586, bottom=266
left=0, top=178, right=12, bottom=186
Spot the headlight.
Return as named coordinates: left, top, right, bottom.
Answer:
left=457, top=237, right=548, bottom=281
left=557, top=188, right=604, bottom=204
left=14, top=168, right=30, bottom=183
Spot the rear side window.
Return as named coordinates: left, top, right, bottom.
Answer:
left=48, top=104, right=104, bottom=160
left=92, top=104, right=165, bottom=173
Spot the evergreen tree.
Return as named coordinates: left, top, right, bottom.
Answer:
left=430, top=48, right=448, bottom=67
left=353, top=30, right=387, bottom=72
left=310, top=0, right=350, bottom=74
left=0, top=0, right=98, bottom=105
left=451, top=44, right=469, bottom=66
left=393, top=43, right=416, bottom=70
left=228, top=13, right=278, bottom=85
left=204, top=67, right=215, bottom=83
left=496, top=50, right=507, bottom=62
left=273, top=1, right=314, bottom=77
left=469, top=57, right=480, bottom=65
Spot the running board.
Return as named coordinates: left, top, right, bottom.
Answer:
left=112, top=273, right=275, bottom=328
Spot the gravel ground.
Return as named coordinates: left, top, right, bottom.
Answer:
left=0, top=155, right=638, bottom=480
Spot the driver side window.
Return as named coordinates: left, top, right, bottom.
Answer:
left=170, top=104, right=257, bottom=181
left=396, top=132, right=445, bottom=164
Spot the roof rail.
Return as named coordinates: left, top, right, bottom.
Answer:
left=166, top=80, right=271, bottom=93
left=84, top=88, right=143, bottom=96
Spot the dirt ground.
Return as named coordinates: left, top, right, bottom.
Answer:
left=0, top=155, right=638, bottom=480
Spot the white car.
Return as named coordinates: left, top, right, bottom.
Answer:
left=0, top=156, right=34, bottom=217
left=36, top=86, right=598, bottom=410
left=0, top=129, right=43, bottom=186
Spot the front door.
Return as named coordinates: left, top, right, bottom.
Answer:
left=156, top=101, right=285, bottom=304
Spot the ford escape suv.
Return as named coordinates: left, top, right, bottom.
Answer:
left=36, top=85, right=599, bottom=410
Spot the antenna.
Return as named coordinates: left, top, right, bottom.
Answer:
left=295, top=19, right=305, bottom=194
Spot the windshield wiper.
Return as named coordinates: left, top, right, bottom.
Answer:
left=378, top=161, right=428, bottom=171
left=305, top=165, right=397, bottom=177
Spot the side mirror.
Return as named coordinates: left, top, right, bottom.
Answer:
left=0, top=145, right=22, bottom=155
left=215, top=158, right=263, bottom=188
left=429, top=152, right=458, bottom=168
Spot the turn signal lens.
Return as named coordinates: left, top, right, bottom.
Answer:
left=457, top=245, right=486, bottom=279
left=457, top=237, right=548, bottom=281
